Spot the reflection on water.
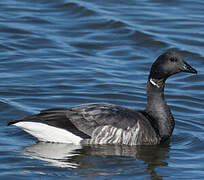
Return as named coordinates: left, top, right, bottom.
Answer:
left=23, top=142, right=170, bottom=179
left=24, top=143, right=82, bottom=168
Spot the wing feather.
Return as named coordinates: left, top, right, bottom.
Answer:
left=66, top=103, right=142, bottom=136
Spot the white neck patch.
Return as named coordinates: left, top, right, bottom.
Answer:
left=150, top=78, right=160, bottom=88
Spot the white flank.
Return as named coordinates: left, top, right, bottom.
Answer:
left=14, top=122, right=83, bottom=144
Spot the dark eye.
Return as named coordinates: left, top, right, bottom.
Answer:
left=170, top=57, right=178, bottom=62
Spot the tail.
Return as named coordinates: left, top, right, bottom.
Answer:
left=8, top=108, right=90, bottom=144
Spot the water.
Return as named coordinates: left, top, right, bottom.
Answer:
left=0, top=0, right=204, bottom=179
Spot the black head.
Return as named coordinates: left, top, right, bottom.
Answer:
left=149, top=51, right=197, bottom=80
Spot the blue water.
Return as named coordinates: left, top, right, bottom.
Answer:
left=0, top=0, right=204, bottom=179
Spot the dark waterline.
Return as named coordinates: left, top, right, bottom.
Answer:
left=0, top=0, right=204, bottom=179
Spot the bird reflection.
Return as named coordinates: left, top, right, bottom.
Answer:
left=23, top=142, right=170, bottom=179
left=24, top=143, right=82, bottom=168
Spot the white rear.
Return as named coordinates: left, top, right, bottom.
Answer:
left=14, top=122, right=83, bottom=144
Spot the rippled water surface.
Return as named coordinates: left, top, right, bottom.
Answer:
left=0, top=0, right=204, bottom=179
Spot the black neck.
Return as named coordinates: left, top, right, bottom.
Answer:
left=146, top=78, right=175, bottom=140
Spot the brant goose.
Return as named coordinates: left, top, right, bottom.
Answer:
left=8, top=51, right=197, bottom=145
